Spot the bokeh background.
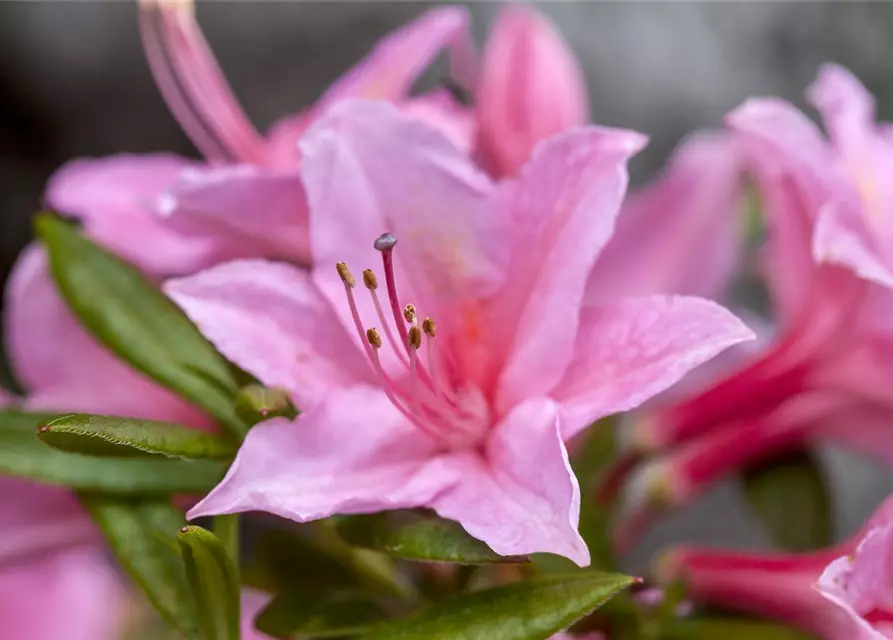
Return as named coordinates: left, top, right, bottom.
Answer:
left=2, top=1, right=892, bottom=572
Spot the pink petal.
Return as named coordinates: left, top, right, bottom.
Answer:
left=188, top=385, right=455, bottom=521
left=165, top=260, right=373, bottom=410
left=318, top=7, right=474, bottom=107
left=432, top=398, right=589, bottom=566
left=808, top=63, right=877, bottom=154
left=477, top=4, right=588, bottom=177
left=816, top=532, right=893, bottom=639
left=814, top=202, right=893, bottom=289
left=300, top=99, right=507, bottom=354
left=809, top=64, right=893, bottom=268
left=401, top=88, right=477, bottom=155
left=553, top=295, right=754, bottom=439
left=0, top=478, right=97, bottom=566
left=726, top=98, right=834, bottom=327
left=4, top=245, right=210, bottom=426
left=156, top=164, right=310, bottom=265
left=587, top=132, right=744, bottom=301
left=45, top=154, right=218, bottom=275
left=241, top=589, right=275, bottom=640
left=493, top=127, right=647, bottom=412
left=0, top=549, right=124, bottom=640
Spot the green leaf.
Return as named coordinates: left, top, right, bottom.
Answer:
left=242, top=527, right=413, bottom=601
left=361, top=572, right=636, bottom=640
left=661, top=616, right=818, bottom=640
left=255, top=590, right=387, bottom=638
left=179, top=526, right=241, bottom=640
left=37, top=413, right=237, bottom=459
left=81, top=495, right=198, bottom=635
left=35, top=213, right=245, bottom=438
left=742, top=449, right=831, bottom=551
left=337, top=510, right=528, bottom=565
left=0, top=410, right=223, bottom=494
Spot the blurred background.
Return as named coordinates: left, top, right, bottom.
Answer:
left=2, top=1, right=893, bottom=571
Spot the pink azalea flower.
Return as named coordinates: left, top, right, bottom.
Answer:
left=661, top=494, right=893, bottom=639
left=166, top=99, right=752, bottom=564
left=611, top=64, right=893, bottom=545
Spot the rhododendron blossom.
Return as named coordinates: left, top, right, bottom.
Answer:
left=612, top=64, right=893, bottom=544
left=167, top=99, right=752, bottom=564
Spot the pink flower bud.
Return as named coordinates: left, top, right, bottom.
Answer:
left=477, top=4, right=588, bottom=177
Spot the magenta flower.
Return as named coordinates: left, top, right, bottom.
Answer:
left=662, top=494, right=893, bottom=639
left=166, top=100, right=752, bottom=564
left=611, top=65, right=893, bottom=544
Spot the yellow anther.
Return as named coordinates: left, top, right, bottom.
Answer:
left=407, top=326, right=422, bottom=350
left=366, top=328, right=382, bottom=349
left=422, top=317, right=437, bottom=337
left=403, top=304, right=417, bottom=324
left=336, top=262, right=356, bottom=288
left=362, top=269, right=378, bottom=290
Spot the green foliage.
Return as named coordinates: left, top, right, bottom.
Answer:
left=179, top=526, right=242, bottom=640
left=742, top=449, right=832, bottom=551
left=360, top=572, right=636, bottom=640
left=0, top=410, right=222, bottom=494
left=337, top=510, right=528, bottom=565
left=38, top=413, right=237, bottom=459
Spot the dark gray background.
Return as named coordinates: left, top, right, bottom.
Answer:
left=2, top=1, right=892, bottom=569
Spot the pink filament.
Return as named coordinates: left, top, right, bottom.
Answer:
left=337, top=256, right=480, bottom=446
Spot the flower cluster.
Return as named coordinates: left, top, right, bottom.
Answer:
left=3, top=3, right=893, bottom=640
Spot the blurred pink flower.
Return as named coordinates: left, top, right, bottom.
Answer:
left=611, top=64, right=893, bottom=545
left=662, top=494, right=893, bottom=639
left=166, top=100, right=752, bottom=564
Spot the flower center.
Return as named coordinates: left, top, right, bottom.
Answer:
left=336, top=233, right=490, bottom=450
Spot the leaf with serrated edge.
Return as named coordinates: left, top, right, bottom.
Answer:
left=0, top=410, right=223, bottom=494
left=38, top=413, right=237, bottom=459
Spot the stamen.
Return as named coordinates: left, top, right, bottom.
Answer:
left=403, top=304, right=417, bottom=325
left=336, top=262, right=373, bottom=362
left=408, top=326, right=422, bottom=350
left=367, top=338, right=448, bottom=445
left=366, top=328, right=383, bottom=349
left=374, top=232, right=410, bottom=351
left=362, top=269, right=378, bottom=290
left=422, top=317, right=436, bottom=337
left=336, top=261, right=356, bottom=287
